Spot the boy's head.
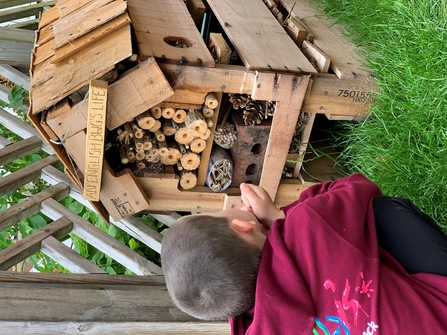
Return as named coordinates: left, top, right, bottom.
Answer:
left=161, top=209, right=266, bottom=320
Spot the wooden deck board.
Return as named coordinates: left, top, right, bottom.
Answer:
left=207, top=0, right=316, bottom=73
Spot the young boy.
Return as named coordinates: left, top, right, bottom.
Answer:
left=161, top=173, right=447, bottom=334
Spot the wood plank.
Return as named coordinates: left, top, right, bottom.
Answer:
left=0, top=272, right=166, bottom=287
left=0, top=135, right=41, bottom=166
left=0, top=286, right=197, bottom=323
left=53, top=13, right=131, bottom=63
left=0, top=27, right=34, bottom=67
left=303, top=74, right=378, bottom=116
left=209, top=33, right=232, bottom=65
left=0, top=65, right=30, bottom=90
left=0, top=217, right=73, bottom=271
left=281, top=0, right=370, bottom=79
left=0, top=183, right=70, bottom=233
left=185, top=0, right=206, bottom=29
left=40, top=198, right=163, bottom=275
left=41, top=236, right=107, bottom=274
left=0, top=1, right=57, bottom=24
left=0, top=108, right=53, bottom=154
left=84, top=80, right=108, bottom=201
left=0, top=154, right=60, bottom=197
left=106, top=57, right=174, bottom=130
left=33, top=36, right=55, bottom=66
left=196, top=92, right=221, bottom=186
left=302, top=40, right=330, bottom=73
left=47, top=57, right=174, bottom=135
left=136, top=176, right=308, bottom=212
left=252, top=73, right=311, bottom=201
left=127, top=0, right=214, bottom=67
left=292, top=112, right=316, bottom=178
left=56, top=0, right=97, bottom=18
left=31, top=24, right=132, bottom=114
left=64, top=131, right=151, bottom=221
left=207, top=0, right=316, bottom=73
left=111, top=216, right=163, bottom=254
left=38, top=3, right=59, bottom=29
left=0, top=135, right=11, bottom=149
left=53, top=0, right=126, bottom=49
left=0, top=322, right=230, bottom=334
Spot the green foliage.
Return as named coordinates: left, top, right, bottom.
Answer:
left=318, top=0, right=447, bottom=230
left=0, top=84, right=28, bottom=121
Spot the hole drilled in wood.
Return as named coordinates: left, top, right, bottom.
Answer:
left=163, top=36, right=193, bottom=48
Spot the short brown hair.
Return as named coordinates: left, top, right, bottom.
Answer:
left=161, top=214, right=261, bottom=320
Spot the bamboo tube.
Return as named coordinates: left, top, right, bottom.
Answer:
left=131, top=122, right=143, bottom=136
left=173, top=109, right=187, bottom=123
left=177, top=142, right=187, bottom=154
left=186, top=110, right=207, bottom=136
left=205, top=92, right=218, bottom=109
left=177, top=162, right=183, bottom=171
left=162, top=118, right=176, bottom=136
left=143, top=134, right=153, bottom=150
left=148, top=120, right=162, bottom=132
left=150, top=106, right=162, bottom=119
left=120, top=147, right=129, bottom=164
left=190, top=138, right=206, bottom=154
left=158, top=140, right=169, bottom=156
left=126, top=147, right=135, bottom=160
left=136, top=150, right=146, bottom=161
left=153, top=129, right=165, bottom=142
left=136, top=160, right=146, bottom=169
left=207, top=119, right=214, bottom=128
left=180, top=152, right=201, bottom=171
left=136, top=111, right=156, bottom=130
left=162, top=107, right=175, bottom=119
left=174, top=127, right=194, bottom=144
left=134, top=137, right=144, bottom=151
left=202, top=106, right=214, bottom=118
left=179, top=170, right=197, bottom=190
left=196, top=128, right=211, bottom=140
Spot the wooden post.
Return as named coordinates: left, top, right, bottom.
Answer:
left=84, top=80, right=108, bottom=201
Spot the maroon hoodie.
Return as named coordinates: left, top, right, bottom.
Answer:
left=230, top=173, right=447, bottom=334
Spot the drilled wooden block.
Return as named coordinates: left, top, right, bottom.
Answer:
left=230, top=113, right=271, bottom=186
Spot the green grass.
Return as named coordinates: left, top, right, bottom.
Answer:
left=316, top=0, right=447, bottom=230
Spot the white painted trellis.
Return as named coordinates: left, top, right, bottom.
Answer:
left=0, top=65, right=230, bottom=334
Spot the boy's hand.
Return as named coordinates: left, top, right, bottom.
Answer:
left=240, top=183, right=285, bottom=229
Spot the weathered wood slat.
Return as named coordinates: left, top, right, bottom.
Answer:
left=0, top=287, right=194, bottom=322
left=0, top=182, right=69, bottom=232
left=207, top=0, right=316, bottom=73
left=41, top=236, right=107, bottom=274
left=53, top=13, right=131, bottom=63
left=0, top=83, right=9, bottom=102
left=0, top=135, right=11, bottom=149
left=0, top=217, right=73, bottom=271
left=0, top=154, right=60, bottom=197
left=31, top=24, right=132, bottom=114
left=281, top=0, right=370, bottom=79
left=149, top=213, right=181, bottom=227
left=0, top=65, right=30, bottom=90
left=40, top=198, right=162, bottom=275
left=0, top=0, right=40, bottom=9
left=253, top=73, right=311, bottom=200
left=0, top=322, right=230, bottom=334
left=112, top=216, right=163, bottom=254
left=0, top=108, right=53, bottom=154
left=127, top=0, right=214, bottom=67
left=0, top=135, right=41, bottom=166
left=0, top=1, right=57, bottom=23
left=0, top=27, right=34, bottom=67
left=0, top=272, right=166, bottom=287
left=53, top=0, right=126, bottom=49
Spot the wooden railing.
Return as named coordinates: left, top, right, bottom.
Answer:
left=0, top=66, right=230, bottom=333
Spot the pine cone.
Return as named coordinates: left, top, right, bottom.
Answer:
left=229, top=93, right=250, bottom=109
left=243, top=99, right=265, bottom=125
left=214, top=123, right=237, bottom=149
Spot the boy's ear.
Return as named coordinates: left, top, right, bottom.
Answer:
left=231, top=219, right=255, bottom=234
